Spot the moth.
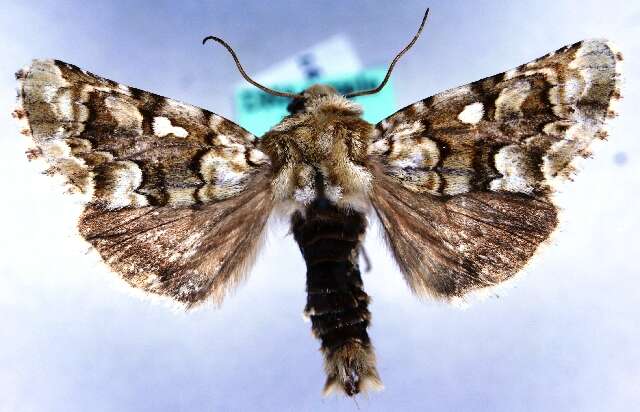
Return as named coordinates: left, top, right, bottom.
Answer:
left=13, top=9, right=622, bottom=396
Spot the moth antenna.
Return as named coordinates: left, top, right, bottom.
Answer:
left=360, top=246, right=372, bottom=273
left=202, top=36, right=302, bottom=99
left=345, top=8, right=430, bottom=98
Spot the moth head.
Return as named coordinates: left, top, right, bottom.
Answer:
left=286, top=84, right=339, bottom=114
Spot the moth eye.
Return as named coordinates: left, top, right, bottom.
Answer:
left=286, top=98, right=307, bottom=114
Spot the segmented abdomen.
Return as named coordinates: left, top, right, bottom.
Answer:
left=291, top=199, right=381, bottom=396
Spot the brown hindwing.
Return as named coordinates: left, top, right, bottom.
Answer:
left=79, top=168, right=273, bottom=307
left=372, top=168, right=557, bottom=298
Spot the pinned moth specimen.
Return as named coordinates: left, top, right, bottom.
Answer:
left=13, top=9, right=622, bottom=396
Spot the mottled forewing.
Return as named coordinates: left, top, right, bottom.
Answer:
left=15, top=59, right=270, bottom=207
left=369, top=40, right=621, bottom=299
left=15, top=59, right=274, bottom=306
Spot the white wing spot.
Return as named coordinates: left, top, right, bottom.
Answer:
left=457, top=102, right=484, bottom=124
left=494, top=81, right=531, bottom=121
left=105, top=161, right=148, bottom=209
left=41, top=85, right=58, bottom=103
left=56, top=90, right=74, bottom=121
left=152, top=116, right=189, bottom=138
left=104, top=96, right=143, bottom=132
left=490, top=145, right=537, bottom=194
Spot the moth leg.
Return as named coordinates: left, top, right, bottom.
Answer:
left=360, top=246, right=372, bottom=273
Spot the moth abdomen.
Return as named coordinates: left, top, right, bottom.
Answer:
left=291, top=199, right=382, bottom=396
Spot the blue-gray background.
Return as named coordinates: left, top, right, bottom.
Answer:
left=1, top=1, right=638, bottom=411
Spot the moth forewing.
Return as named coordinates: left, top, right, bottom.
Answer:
left=15, top=59, right=275, bottom=308
left=369, top=39, right=622, bottom=301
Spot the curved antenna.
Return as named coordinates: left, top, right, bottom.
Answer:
left=345, top=8, right=430, bottom=98
left=203, top=36, right=302, bottom=99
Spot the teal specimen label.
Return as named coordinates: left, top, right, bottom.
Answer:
left=234, top=67, right=396, bottom=137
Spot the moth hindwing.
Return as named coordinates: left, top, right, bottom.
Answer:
left=15, top=38, right=621, bottom=397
